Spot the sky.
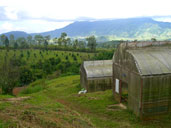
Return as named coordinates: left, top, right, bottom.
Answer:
left=0, top=0, right=171, bottom=34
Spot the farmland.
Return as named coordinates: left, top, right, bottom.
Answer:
left=0, top=49, right=97, bottom=94
left=0, top=49, right=94, bottom=66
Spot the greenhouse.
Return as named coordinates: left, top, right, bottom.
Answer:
left=80, top=60, right=112, bottom=92
left=112, top=41, right=171, bottom=119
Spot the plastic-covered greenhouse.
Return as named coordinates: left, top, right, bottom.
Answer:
left=112, top=41, right=171, bottom=119
left=80, top=60, right=112, bottom=92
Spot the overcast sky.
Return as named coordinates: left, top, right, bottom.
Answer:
left=0, top=0, right=171, bottom=34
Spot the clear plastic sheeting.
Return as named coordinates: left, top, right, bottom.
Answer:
left=83, top=60, right=112, bottom=78
left=128, top=48, right=171, bottom=76
left=113, top=42, right=171, bottom=119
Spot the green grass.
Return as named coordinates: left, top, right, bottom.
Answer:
left=0, top=120, right=17, bottom=128
left=0, top=75, right=171, bottom=127
left=0, top=95, right=14, bottom=99
left=20, top=85, right=44, bottom=94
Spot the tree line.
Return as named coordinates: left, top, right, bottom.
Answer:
left=0, top=32, right=97, bottom=52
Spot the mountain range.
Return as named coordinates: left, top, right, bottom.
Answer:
left=1, top=17, right=171, bottom=41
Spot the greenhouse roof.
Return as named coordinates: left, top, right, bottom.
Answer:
left=83, top=60, right=112, bottom=78
left=128, top=47, right=171, bottom=76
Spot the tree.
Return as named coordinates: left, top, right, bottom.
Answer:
left=14, top=41, right=19, bottom=49
left=34, top=35, right=44, bottom=45
left=60, top=32, right=68, bottom=47
left=0, top=58, right=20, bottom=94
left=151, top=38, right=157, bottom=42
left=44, top=35, right=51, bottom=42
left=20, top=41, right=29, bottom=48
left=61, top=32, right=67, bottom=39
left=53, top=37, right=58, bottom=44
left=86, top=35, right=97, bottom=52
left=16, top=37, right=28, bottom=48
left=27, top=35, right=33, bottom=46
left=0, top=34, right=6, bottom=45
left=16, top=37, right=26, bottom=45
left=73, top=39, right=78, bottom=49
left=57, top=38, right=62, bottom=46
left=78, top=40, right=86, bottom=49
left=19, top=67, right=34, bottom=86
left=44, top=40, right=48, bottom=50
left=66, top=38, right=71, bottom=47
left=9, top=34, right=15, bottom=46
left=0, top=35, right=9, bottom=50
left=4, top=36, right=9, bottom=50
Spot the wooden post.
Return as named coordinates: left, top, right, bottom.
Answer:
left=140, top=78, right=143, bottom=119
left=119, top=80, right=122, bottom=103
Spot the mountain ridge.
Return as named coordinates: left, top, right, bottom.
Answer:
left=1, top=17, right=171, bottom=41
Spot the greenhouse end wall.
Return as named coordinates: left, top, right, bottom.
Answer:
left=141, top=75, right=171, bottom=119
left=87, top=77, right=112, bottom=92
left=112, top=63, right=141, bottom=117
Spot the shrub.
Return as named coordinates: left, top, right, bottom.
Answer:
left=19, top=67, right=35, bottom=86
left=65, top=56, right=68, bottom=60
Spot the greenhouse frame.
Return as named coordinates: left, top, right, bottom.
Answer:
left=112, top=41, right=171, bottom=119
left=80, top=60, right=112, bottom=92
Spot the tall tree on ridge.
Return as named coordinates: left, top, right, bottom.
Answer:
left=9, top=34, right=15, bottom=47
left=86, top=35, right=97, bottom=52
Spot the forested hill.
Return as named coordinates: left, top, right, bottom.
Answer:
left=40, top=18, right=171, bottom=39
left=2, top=17, right=171, bottom=41
left=1, top=31, right=29, bottom=39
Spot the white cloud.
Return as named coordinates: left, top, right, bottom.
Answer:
left=4, top=7, right=18, bottom=20
left=0, top=0, right=171, bottom=33
left=1, top=0, right=171, bottom=19
left=17, top=20, right=73, bottom=33
left=0, top=22, right=13, bottom=33
left=0, top=20, right=72, bottom=34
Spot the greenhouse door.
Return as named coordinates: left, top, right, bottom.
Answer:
left=115, top=79, right=120, bottom=93
left=121, top=81, right=128, bottom=104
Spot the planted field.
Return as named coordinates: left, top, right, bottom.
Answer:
left=0, top=75, right=171, bottom=128
left=0, top=49, right=94, bottom=66
left=0, top=49, right=95, bottom=92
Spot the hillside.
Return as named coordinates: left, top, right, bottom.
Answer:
left=40, top=18, right=171, bottom=40
left=1, top=17, right=171, bottom=41
left=1, top=31, right=29, bottom=39
left=0, top=75, right=171, bottom=128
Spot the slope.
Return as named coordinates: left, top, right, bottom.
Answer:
left=0, top=75, right=171, bottom=128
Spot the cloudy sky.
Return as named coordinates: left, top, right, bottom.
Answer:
left=0, top=0, right=171, bottom=34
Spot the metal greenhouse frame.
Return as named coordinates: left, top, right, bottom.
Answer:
left=113, top=41, right=171, bottom=119
left=80, top=60, right=112, bottom=92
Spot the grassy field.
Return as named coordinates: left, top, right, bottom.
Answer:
left=0, top=75, right=171, bottom=128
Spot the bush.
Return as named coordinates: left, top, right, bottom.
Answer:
left=19, top=67, right=35, bottom=86
left=92, top=50, right=114, bottom=60
left=65, top=56, right=68, bottom=60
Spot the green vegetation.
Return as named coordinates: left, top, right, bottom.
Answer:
left=0, top=48, right=114, bottom=94
left=0, top=75, right=170, bottom=127
left=0, top=32, right=98, bottom=53
left=0, top=49, right=95, bottom=94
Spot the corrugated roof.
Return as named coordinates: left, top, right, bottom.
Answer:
left=83, top=60, right=112, bottom=78
left=127, top=48, right=171, bottom=76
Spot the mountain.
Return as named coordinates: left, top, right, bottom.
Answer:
left=1, top=31, right=29, bottom=39
left=1, top=17, right=171, bottom=41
